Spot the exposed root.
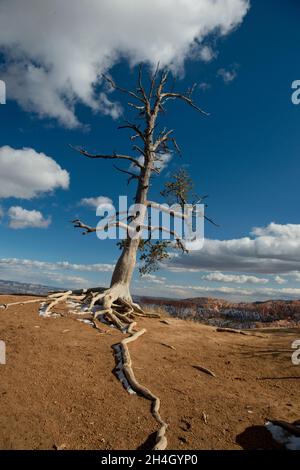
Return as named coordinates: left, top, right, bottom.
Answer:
left=0, top=298, right=46, bottom=310
left=89, top=291, right=106, bottom=310
left=2, top=286, right=167, bottom=449
left=44, top=290, right=73, bottom=315
left=133, top=311, right=161, bottom=318
left=34, top=285, right=167, bottom=450
left=119, top=323, right=168, bottom=450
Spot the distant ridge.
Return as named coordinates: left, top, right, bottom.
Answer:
left=1, top=280, right=300, bottom=328
left=0, top=279, right=62, bottom=296
left=140, top=295, right=300, bottom=329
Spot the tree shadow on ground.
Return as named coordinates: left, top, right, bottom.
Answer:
left=236, top=425, right=284, bottom=450
left=137, top=432, right=158, bottom=450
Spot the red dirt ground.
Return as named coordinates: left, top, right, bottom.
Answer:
left=0, top=295, right=299, bottom=450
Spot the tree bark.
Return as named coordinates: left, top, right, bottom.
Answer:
left=110, top=163, right=152, bottom=292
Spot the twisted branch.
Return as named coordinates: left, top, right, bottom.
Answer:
left=161, top=92, right=209, bottom=116
left=70, top=145, right=144, bottom=170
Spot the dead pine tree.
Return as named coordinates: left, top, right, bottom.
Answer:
left=39, top=66, right=210, bottom=449
left=43, top=66, right=209, bottom=321
left=45, top=67, right=207, bottom=320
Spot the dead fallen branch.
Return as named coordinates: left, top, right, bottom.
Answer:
left=160, top=343, right=176, bottom=351
left=202, top=412, right=208, bottom=424
left=216, top=327, right=249, bottom=336
left=0, top=298, right=45, bottom=310
left=216, top=327, right=266, bottom=338
left=192, top=365, right=216, bottom=378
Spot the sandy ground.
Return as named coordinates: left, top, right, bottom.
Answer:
left=0, top=295, right=299, bottom=450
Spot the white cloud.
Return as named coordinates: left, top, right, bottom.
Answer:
left=0, top=258, right=114, bottom=273
left=274, top=276, right=286, bottom=285
left=8, top=206, right=51, bottom=229
left=0, top=206, right=3, bottom=220
left=288, top=272, right=300, bottom=283
left=140, top=274, right=167, bottom=284
left=217, top=66, right=238, bottom=83
left=154, top=153, right=172, bottom=171
left=202, top=272, right=269, bottom=285
left=197, top=46, right=216, bottom=62
left=134, top=282, right=252, bottom=298
left=168, top=223, right=300, bottom=275
left=252, top=223, right=300, bottom=239
left=154, top=153, right=173, bottom=172
left=254, top=286, right=300, bottom=299
left=0, top=257, right=115, bottom=288
left=0, top=258, right=91, bottom=288
left=42, top=273, right=90, bottom=288
left=0, top=146, right=69, bottom=199
left=80, top=196, right=113, bottom=210
left=168, top=283, right=253, bottom=296
left=132, top=152, right=172, bottom=173
left=134, top=280, right=300, bottom=302
left=0, top=0, right=249, bottom=126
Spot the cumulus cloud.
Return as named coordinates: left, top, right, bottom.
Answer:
left=0, top=146, right=69, bottom=199
left=275, top=276, right=286, bottom=285
left=153, top=153, right=173, bottom=172
left=140, top=274, right=167, bottom=285
left=197, top=46, right=216, bottom=62
left=252, top=223, right=300, bottom=239
left=0, top=0, right=249, bottom=126
left=0, top=258, right=114, bottom=272
left=0, top=258, right=91, bottom=288
left=41, top=273, right=90, bottom=288
left=133, top=280, right=300, bottom=302
left=288, top=272, right=300, bottom=283
left=8, top=206, right=51, bottom=229
left=134, top=282, right=252, bottom=299
left=80, top=196, right=114, bottom=211
left=0, top=257, right=115, bottom=288
left=202, top=272, right=269, bottom=285
left=168, top=223, right=300, bottom=275
left=168, top=283, right=254, bottom=296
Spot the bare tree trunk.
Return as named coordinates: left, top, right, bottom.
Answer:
left=109, top=164, right=152, bottom=298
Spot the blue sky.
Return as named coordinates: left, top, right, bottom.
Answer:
left=0, top=0, right=300, bottom=300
